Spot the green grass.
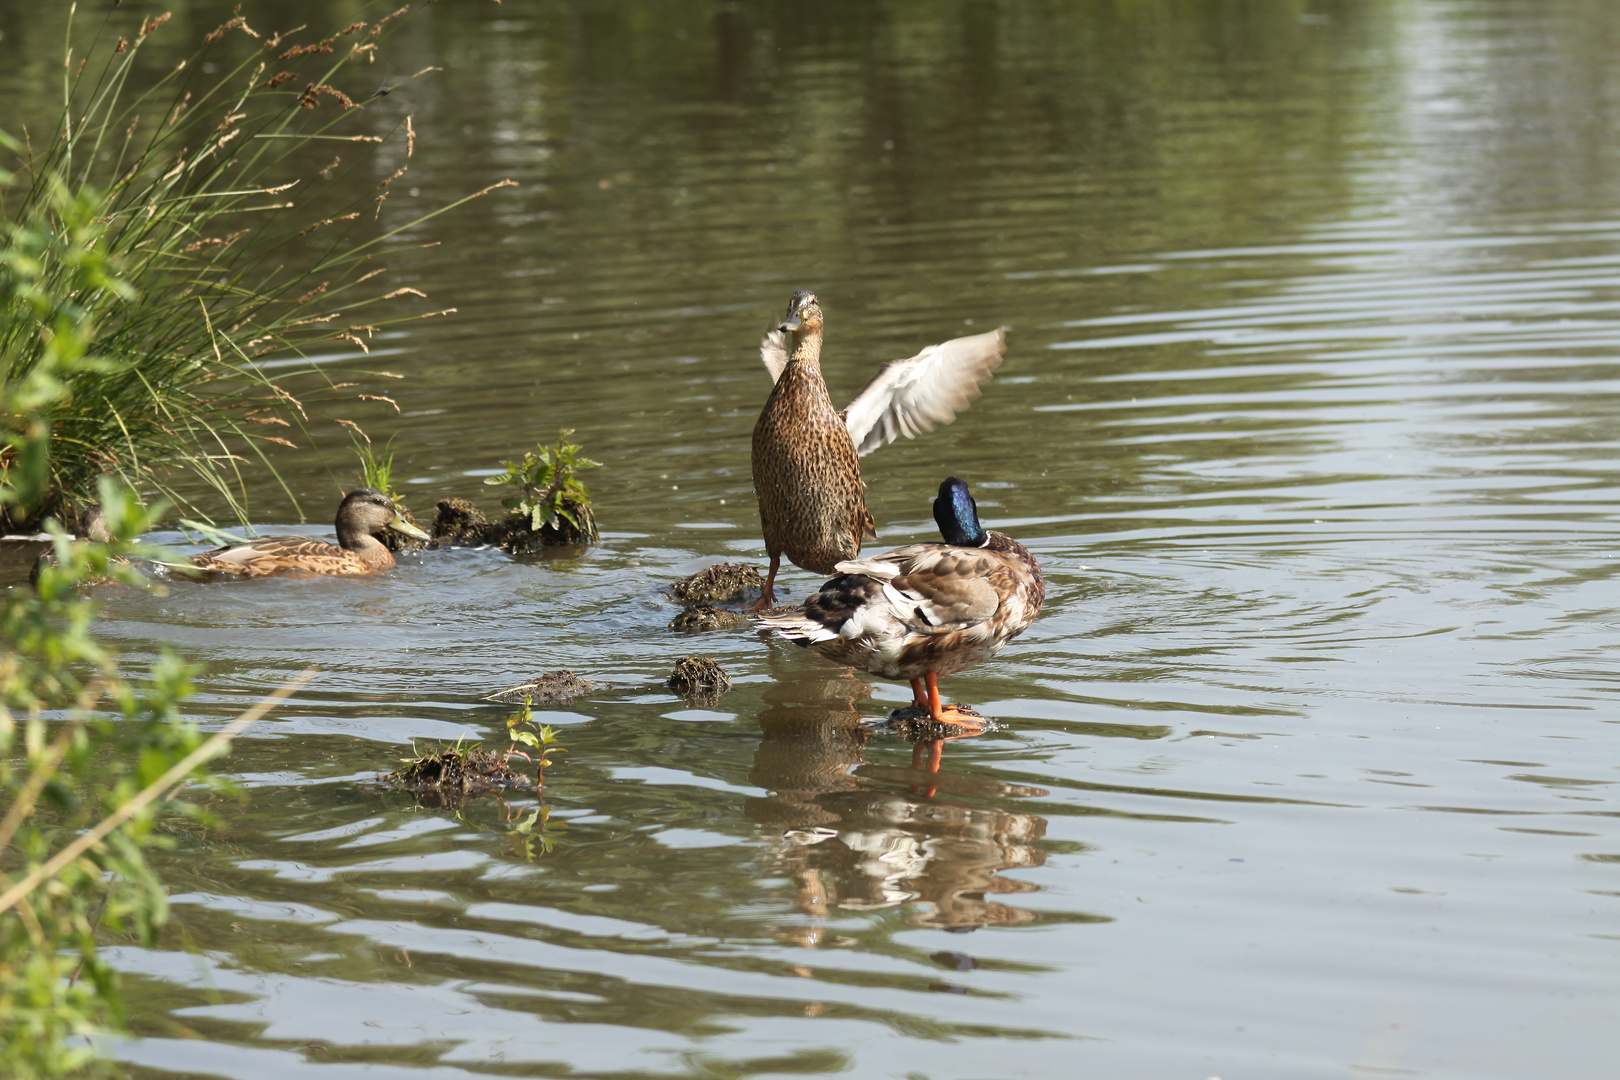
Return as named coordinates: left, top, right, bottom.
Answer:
left=0, top=4, right=511, bottom=530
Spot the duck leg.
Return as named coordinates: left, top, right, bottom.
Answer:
left=742, top=553, right=780, bottom=613
left=908, top=676, right=929, bottom=710
left=923, top=671, right=983, bottom=732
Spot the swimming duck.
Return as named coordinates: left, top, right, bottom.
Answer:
left=754, top=477, right=1044, bottom=732
left=748, top=290, right=1004, bottom=610
left=185, top=488, right=429, bottom=578
left=30, top=503, right=127, bottom=588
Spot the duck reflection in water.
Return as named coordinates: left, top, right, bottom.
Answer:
left=746, top=658, right=1049, bottom=939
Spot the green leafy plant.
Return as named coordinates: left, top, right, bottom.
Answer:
left=504, top=698, right=566, bottom=787
left=0, top=5, right=512, bottom=530
left=483, top=429, right=601, bottom=546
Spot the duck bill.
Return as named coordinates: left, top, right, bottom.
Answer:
left=778, top=311, right=803, bottom=332
left=389, top=515, right=431, bottom=541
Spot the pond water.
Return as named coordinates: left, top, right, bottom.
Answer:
left=4, top=1, right=1619, bottom=1077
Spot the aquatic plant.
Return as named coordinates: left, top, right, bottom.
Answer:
left=350, top=436, right=424, bottom=551
left=483, top=429, right=602, bottom=548
left=503, top=698, right=565, bottom=787
left=353, top=437, right=399, bottom=501
left=0, top=4, right=511, bottom=530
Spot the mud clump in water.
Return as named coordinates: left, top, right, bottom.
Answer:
left=667, top=655, right=731, bottom=699
left=671, top=563, right=764, bottom=607
left=488, top=670, right=597, bottom=705
left=432, top=497, right=489, bottom=546
left=669, top=605, right=749, bottom=632
left=492, top=514, right=592, bottom=554
left=380, top=743, right=532, bottom=806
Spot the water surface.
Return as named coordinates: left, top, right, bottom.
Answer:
left=3, top=2, right=1618, bottom=1077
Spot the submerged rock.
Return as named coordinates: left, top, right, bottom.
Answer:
left=667, top=655, right=731, bottom=697
left=670, top=563, right=764, bottom=607
left=488, top=670, right=597, bottom=706
left=669, top=605, right=749, bottom=632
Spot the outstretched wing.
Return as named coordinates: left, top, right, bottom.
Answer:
left=760, top=328, right=789, bottom=385
left=841, top=327, right=1006, bottom=457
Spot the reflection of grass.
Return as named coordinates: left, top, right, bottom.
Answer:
left=0, top=6, right=509, bottom=529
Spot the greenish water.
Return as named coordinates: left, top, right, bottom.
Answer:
left=4, top=1, right=1619, bottom=1077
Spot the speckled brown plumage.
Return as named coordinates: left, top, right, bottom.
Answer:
left=751, top=315, right=875, bottom=579
left=754, top=478, right=1044, bottom=731
left=748, top=291, right=1004, bottom=610
left=185, top=488, right=428, bottom=579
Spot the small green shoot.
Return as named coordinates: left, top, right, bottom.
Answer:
left=504, top=699, right=565, bottom=787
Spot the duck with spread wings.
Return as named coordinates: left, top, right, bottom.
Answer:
left=748, top=290, right=1004, bottom=610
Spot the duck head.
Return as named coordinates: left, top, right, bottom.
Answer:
left=933, top=477, right=988, bottom=547
left=778, top=290, right=823, bottom=334
left=335, top=488, right=430, bottom=547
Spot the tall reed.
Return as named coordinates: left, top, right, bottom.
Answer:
left=0, top=3, right=510, bottom=530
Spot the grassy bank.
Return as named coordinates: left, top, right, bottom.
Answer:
left=1, top=3, right=507, bottom=531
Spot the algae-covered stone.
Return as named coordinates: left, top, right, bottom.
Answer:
left=670, top=563, right=764, bottom=607
left=669, top=605, right=749, bottom=632
left=488, top=670, right=597, bottom=706
left=668, top=655, right=731, bottom=696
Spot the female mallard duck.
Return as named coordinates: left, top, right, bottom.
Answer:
left=748, top=290, right=1004, bottom=610
left=186, top=488, right=429, bottom=578
left=30, top=503, right=127, bottom=588
left=754, top=477, right=1044, bottom=732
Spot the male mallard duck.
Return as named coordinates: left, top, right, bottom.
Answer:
left=30, top=503, right=127, bottom=588
left=748, top=290, right=1004, bottom=610
left=186, top=488, right=429, bottom=578
left=754, top=477, right=1044, bottom=732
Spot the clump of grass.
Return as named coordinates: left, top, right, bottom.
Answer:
left=0, top=5, right=514, bottom=530
left=483, top=429, right=601, bottom=550
left=382, top=736, right=526, bottom=801
left=351, top=436, right=422, bottom=551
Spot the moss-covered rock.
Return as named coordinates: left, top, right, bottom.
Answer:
left=488, top=670, right=597, bottom=706
left=669, top=605, right=750, bottom=632
left=670, top=563, right=764, bottom=607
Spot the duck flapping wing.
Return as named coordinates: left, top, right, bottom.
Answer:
left=840, top=327, right=1006, bottom=456
left=759, top=327, right=1005, bottom=457
left=760, top=328, right=790, bottom=385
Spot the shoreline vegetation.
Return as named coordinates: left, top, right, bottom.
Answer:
left=0, top=2, right=513, bottom=534
left=0, top=6, right=525, bottom=1075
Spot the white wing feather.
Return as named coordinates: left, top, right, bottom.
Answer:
left=760, top=328, right=789, bottom=385
left=841, top=327, right=1006, bottom=456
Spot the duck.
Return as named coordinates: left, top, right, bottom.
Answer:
left=184, top=488, right=429, bottom=578
left=30, top=502, right=128, bottom=588
left=748, top=290, right=1005, bottom=611
left=754, top=477, right=1044, bottom=732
